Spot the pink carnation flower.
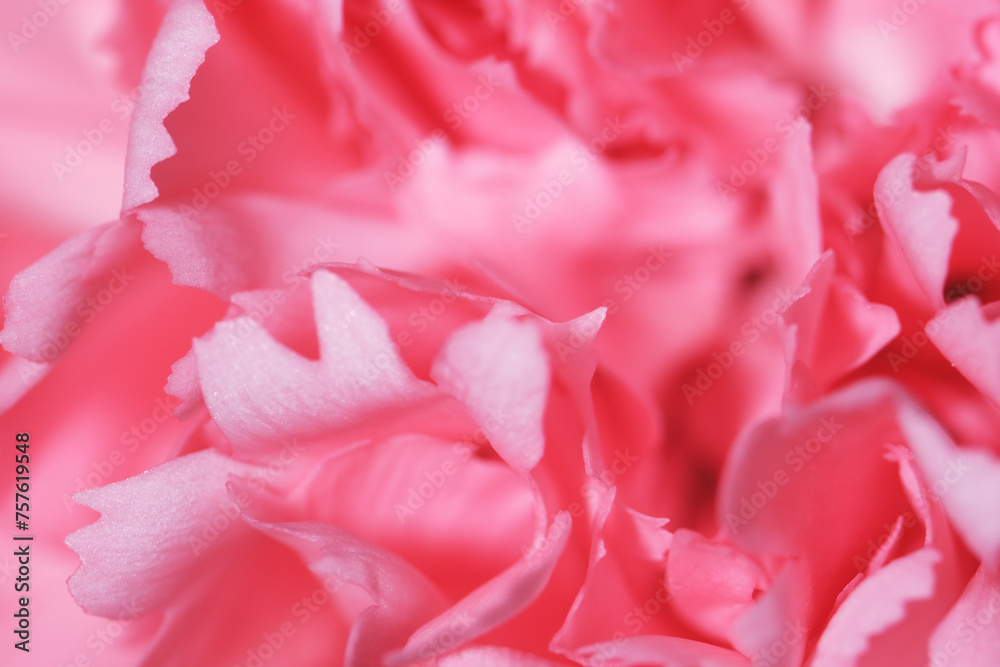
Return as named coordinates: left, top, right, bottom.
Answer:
left=3, top=0, right=1000, bottom=665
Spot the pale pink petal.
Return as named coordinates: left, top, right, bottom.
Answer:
left=431, top=310, right=550, bottom=473
left=810, top=549, right=942, bottom=667
left=874, top=153, right=960, bottom=307
left=0, top=219, right=141, bottom=362
left=163, top=347, right=203, bottom=418
left=65, top=449, right=253, bottom=617
left=122, top=0, right=220, bottom=213
left=928, top=565, right=1000, bottom=667
left=0, top=0, right=134, bottom=230
left=927, top=296, right=1000, bottom=411
left=193, top=270, right=438, bottom=454
left=898, top=400, right=1000, bottom=569
left=136, top=191, right=452, bottom=300
left=729, top=562, right=809, bottom=667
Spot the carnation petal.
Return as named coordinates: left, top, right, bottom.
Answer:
left=780, top=250, right=900, bottom=397
left=666, top=529, right=768, bottom=643
left=122, top=0, right=220, bottom=213
left=431, top=311, right=550, bottom=473
left=386, top=511, right=571, bottom=665
left=0, top=219, right=141, bottom=363
left=926, top=296, right=1000, bottom=411
left=874, top=154, right=959, bottom=307
left=65, top=449, right=252, bottom=617
left=928, top=564, right=1000, bottom=666
left=718, top=379, right=911, bottom=617
left=810, top=549, right=942, bottom=667
left=552, top=489, right=674, bottom=657
left=898, top=400, right=1000, bottom=569
left=244, top=519, right=449, bottom=667
left=194, top=270, right=437, bottom=453
left=435, top=645, right=564, bottom=666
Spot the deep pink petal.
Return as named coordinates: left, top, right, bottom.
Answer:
left=779, top=249, right=900, bottom=399
left=718, top=379, right=912, bottom=622
left=279, top=434, right=536, bottom=600
left=666, top=529, right=768, bottom=643
left=552, top=489, right=676, bottom=658
left=243, top=518, right=450, bottom=667
left=136, top=530, right=348, bottom=666
left=387, top=511, right=571, bottom=665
